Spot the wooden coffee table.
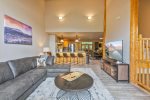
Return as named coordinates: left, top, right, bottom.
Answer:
left=55, top=71, right=94, bottom=100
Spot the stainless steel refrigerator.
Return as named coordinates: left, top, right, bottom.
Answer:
left=68, top=43, right=75, bottom=52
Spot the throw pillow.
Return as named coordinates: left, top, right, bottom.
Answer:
left=37, top=55, right=48, bottom=67
left=46, top=56, right=55, bottom=65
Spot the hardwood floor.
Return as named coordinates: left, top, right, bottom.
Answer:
left=71, top=60, right=150, bottom=100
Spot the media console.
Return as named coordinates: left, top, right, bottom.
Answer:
left=102, top=59, right=129, bottom=82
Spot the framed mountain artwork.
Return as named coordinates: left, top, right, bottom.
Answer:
left=4, top=15, right=32, bottom=45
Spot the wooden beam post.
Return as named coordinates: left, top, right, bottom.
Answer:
left=102, top=0, right=106, bottom=59
left=130, top=0, right=139, bottom=83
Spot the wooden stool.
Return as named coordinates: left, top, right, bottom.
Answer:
left=70, top=53, right=78, bottom=64
left=78, top=53, right=85, bottom=64
left=56, top=53, right=63, bottom=64
left=63, top=53, right=70, bottom=64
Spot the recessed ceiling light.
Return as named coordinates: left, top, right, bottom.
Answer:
left=99, top=38, right=103, bottom=40
left=59, top=16, right=63, bottom=20
left=88, top=16, right=92, bottom=20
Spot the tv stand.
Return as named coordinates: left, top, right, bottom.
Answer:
left=102, top=59, right=129, bottom=82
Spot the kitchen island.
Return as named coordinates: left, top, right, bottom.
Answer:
left=55, top=52, right=87, bottom=64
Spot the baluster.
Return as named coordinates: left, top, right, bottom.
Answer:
left=146, top=63, right=150, bottom=87
left=139, top=35, right=142, bottom=83
left=146, top=40, right=149, bottom=60
left=142, top=40, right=145, bottom=84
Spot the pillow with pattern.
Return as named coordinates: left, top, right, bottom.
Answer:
left=37, top=55, right=48, bottom=67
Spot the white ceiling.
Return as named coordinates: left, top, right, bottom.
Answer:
left=46, top=0, right=104, bottom=41
left=54, top=32, right=102, bottom=41
left=45, top=0, right=104, bottom=32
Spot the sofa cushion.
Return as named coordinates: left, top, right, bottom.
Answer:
left=0, top=69, right=46, bottom=100
left=31, top=56, right=39, bottom=68
left=32, top=58, right=37, bottom=68
left=0, top=62, right=14, bottom=84
left=45, top=64, right=70, bottom=73
left=47, top=68, right=70, bottom=73
left=46, top=64, right=70, bottom=69
left=46, top=56, right=54, bottom=65
left=8, top=60, right=28, bottom=78
left=8, top=57, right=38, bottom=78
left=22, top=56, right=39, bottom=69
left=0, top=92, right=11, bottom=100
left=0, top=74, right=33, bottom=100
left=23, top=69, right=47, bottom=84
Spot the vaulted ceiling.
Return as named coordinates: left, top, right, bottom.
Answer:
left=45, top=0, right=104, bottom=41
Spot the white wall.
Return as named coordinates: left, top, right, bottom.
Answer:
left=0, top=0, right=48, bottom=62
left=45, top=0, right=104, bottom=32
left=139, top=0, right=150, bottom=38
left=106, top=0, right=130, bottom=63
left=49, top=34, right=57, bottom=56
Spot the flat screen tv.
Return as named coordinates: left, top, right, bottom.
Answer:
left=106, top=40, right=123, bottom=62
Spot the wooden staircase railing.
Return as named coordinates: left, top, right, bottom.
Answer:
left=135, top=34, right=150, bottom=91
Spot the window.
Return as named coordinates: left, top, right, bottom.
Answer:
left=81, top=42, right=93, bottom=50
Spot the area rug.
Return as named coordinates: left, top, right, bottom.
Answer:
left=26, top=68, right=114, bottom=100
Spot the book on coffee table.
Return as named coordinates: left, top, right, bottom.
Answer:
left=61, top=72, right=84, bottom=82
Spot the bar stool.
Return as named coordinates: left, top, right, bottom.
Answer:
left=70, top=53, right=78, bottom=64
left=63, top=53, right=70, bottom=64
left=56, top=53, right=63, bottom=64
left=78, top=53, right=85, bottom=64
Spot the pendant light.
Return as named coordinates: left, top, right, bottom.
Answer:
left=75, top=35, right=79, bottom=42
left=60, top=35, right=64, bottom=42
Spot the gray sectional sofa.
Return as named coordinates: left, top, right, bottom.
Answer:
left=0, top=56, right=70, bottom=100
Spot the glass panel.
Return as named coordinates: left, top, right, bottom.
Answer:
left=82, top=45, right=85, bottom=50
left=81, top=42, right=93, bottom=45
left=85, top=45, right=88, bottom=49
left=89, top=45, right=93, bottom=50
